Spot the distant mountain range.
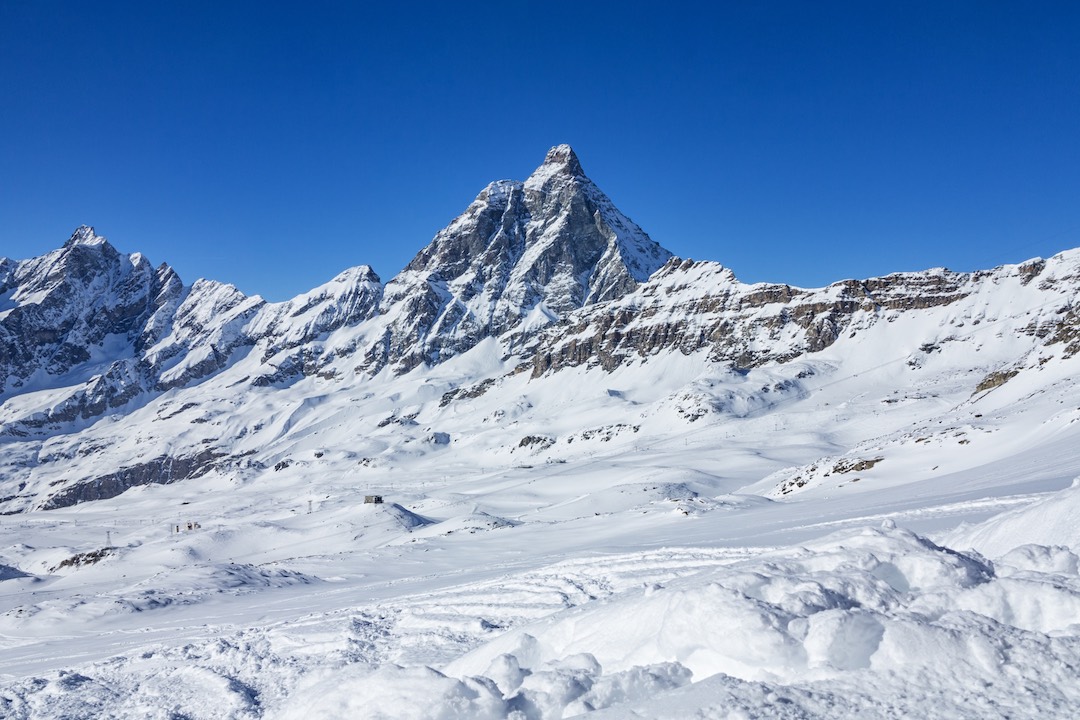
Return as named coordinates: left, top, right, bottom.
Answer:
left=1, top=145, right=1078, bottom=512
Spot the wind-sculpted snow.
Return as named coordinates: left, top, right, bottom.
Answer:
left=3, top=525, right=1080, bottom=719
left=1, top=361, right=1080, bottom=717
left=946, top=477, right=1080, bottom=559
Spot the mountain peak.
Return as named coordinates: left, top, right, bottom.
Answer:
left=63, top=225, right=109, bottom=249
left=527, top=145, right=584, bottom=188
left=372, top=145, right=673, bottom=373
left=542, top=144, right=583, bottom=173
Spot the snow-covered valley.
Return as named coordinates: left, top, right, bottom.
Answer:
left=3, top=147, right=1080, bottom=718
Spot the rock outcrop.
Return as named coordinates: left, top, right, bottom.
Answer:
left=526, top=256, right=1072, bottom=375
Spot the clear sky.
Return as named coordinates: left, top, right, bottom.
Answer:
left=3, top=1, right=1078, bottom=301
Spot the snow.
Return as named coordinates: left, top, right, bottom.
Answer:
left=945, top=477, right=1080, bottom=558
left=3, top=192, right=1080, bottom=714
left=64, top=226, right=107, bottom=247
left=3, top=326, right=1080, bottom=718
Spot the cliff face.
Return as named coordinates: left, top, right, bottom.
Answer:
left=0, top=229, right=186, bottom=433
left=527, top=255, right=1074, bottom=376
left=0, top=228, right=180, bottom=394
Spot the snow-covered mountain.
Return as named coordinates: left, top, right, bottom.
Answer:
left=531, top=251, right=1078, bottom=373
left=0, top=146, right=668, bottom=441
left=0, top=228, right=382, bottom=435
left=2, top=197, right=1077, bottom=512
left=3, top=147, right=1080, bottom=719
left=360, top=144, right=671, bottom=373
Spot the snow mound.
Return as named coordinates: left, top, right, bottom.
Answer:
left=437, top=524, right=1080, bottom=717
left=339, top=502, right=435, bottom=537
left=373, top=502, right=435, bottom=530
left=436, top=511, right=520, bottom=533
left=271, top=654, right=693, bottom=720
left=271, top=664, right=507, bottom=720
left=394, top=511, right=520, bottom=544
left=946, top=477, right=1080, bottom=558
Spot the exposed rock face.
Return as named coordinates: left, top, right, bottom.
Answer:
left=39, top=448, right=224, bottom=509
left=529, top=258, right=985, bottom=375
left=248, top=265, right=383, bottom=361
left=361, top=144, right=672, bottom=372
left=1, top=146, right=666, bottom=437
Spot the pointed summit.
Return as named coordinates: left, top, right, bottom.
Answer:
left=525, top=144, right=586, bottom=191
left=63, top=225, right=113, bottom=251
left=64, top=225, right=102, bottom=247
left=539, top=144, right=583, bottom=175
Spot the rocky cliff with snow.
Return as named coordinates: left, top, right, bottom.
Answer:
left=358, top=144, right=671, bottom=373
left=1, top=145, right=1079, bottom=512
left=0, top=229, right=382, bottom=437
left=528, top=254, right=1074, bottom=375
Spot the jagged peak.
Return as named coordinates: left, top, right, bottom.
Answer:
left=330, top=264, right=381, bottom=285
left=542, top=144, right=583, bottom=174
left=64, top=225, right=109, bottom=249
left=188, top=277, right=250, bottom=303
left=525, top=144, right=585, bottom=189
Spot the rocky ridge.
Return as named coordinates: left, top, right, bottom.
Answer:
left=528, top=256, right=1066, bottom=375
left=0, top=229, right=383, bottom=437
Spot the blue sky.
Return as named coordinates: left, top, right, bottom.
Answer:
left=2, top=1, right=1078, bottom=301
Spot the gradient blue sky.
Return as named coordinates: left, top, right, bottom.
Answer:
left=3, top=1, right=1078, bottom=301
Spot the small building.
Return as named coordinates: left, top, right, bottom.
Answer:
left=364, top=495, right=383, bottom=504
